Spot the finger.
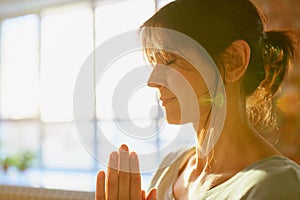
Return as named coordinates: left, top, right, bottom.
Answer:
left=146, top=189, right=157, bottom=200
left=130, top=152, right=142, bottom=200
left=107, top=151, right=119, bottom=200
left=96, top=171, right=106, bottom=200
left=141, top=190, right=146, bottom=200
left=118, top=144, right=130, bottom=199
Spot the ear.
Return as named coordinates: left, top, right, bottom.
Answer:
left=222, top=40, right=251, bottom=83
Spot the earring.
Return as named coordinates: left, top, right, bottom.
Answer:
left=199, top=93, right=224, bottom=108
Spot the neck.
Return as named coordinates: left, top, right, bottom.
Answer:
left=192, top=83, right=280, bottom=175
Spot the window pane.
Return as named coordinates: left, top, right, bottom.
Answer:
left=0, top=14, right=39, bottom=119
left=95, top=0, right=156, bottom=120
left=95, top=0, right=155, bottom=46
left=41, top=4, right=94, bottom=122
left=0, top=121, right=40, bottom=157
left=157, top=0, right=174, bottom=9
left=96, top=51, right=157, bottom=120
left=97, top=120, right=158, bottom=152
left=42, top=122, right=95, bottom=170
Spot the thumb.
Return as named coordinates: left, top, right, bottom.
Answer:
left=146, top=188, right=157, bottom=200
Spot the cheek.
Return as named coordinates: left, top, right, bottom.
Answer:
left=189, top=73, right=208, bottom=96
left=169, top=70, right=207, bottom=99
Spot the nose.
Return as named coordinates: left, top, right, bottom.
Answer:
left=147, top=79, right=160, bottom=88
left=147, top=66, right=163, bottom=88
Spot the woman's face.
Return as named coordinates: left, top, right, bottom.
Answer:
left=147, top=48, right=212, bottom=125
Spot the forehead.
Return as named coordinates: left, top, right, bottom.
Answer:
left=143, top=27, right=188, bottom=51
left=142, top=27, right=218, bottom=71
left=143, top=32, right=190, bottom=64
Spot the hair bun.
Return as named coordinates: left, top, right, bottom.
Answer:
left=263, top=44, right=284, bottom=65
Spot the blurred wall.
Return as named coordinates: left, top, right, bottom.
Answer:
left=253, top=0, right=300, bottom=164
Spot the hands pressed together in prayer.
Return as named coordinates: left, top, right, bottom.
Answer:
left=96, top=144, right=157, bottom=200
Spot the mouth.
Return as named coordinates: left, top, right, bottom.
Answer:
left=160, top=97, right=176, bottom=106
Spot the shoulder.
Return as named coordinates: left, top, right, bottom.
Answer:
left=147, top=147, right=195, bottom=192
left=243, top=156, right=300, bottom=199
left=155, top=147, right=195, bottom=172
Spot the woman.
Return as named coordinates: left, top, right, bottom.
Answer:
left=96, top=0, right=300, bottom=199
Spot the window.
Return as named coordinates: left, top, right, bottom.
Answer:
left=1, top=14, right=39, bottom=119
left=41, top=3, right=94, bottom=123
left=0, top=0, right=160, bottom=191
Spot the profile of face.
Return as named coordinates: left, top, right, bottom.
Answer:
left=147, top=45, right=214, bottom=125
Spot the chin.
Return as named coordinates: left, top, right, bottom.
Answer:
left=164, top=108, right=180, bottom=124
left=165, top=112, right=191, bottom=125
left=163, top=101, right=196, bottom=125
left=166, top=116, right=181, bottom=124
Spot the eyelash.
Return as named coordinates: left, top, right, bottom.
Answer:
left=165, top=59, right=176, bottom=65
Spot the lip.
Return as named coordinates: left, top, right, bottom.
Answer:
left=160, top=97, right=176, bottom=106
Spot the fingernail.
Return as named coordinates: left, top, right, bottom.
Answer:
left=110, top=151, right=118, bottom=160
left=98, top=171, right=105, bottom=178
left=120, top=144, right=128, bottom=152
left=130, top=152, right=137, bottom=160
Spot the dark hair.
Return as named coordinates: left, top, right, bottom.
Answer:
left=140, top=0, right=296, bottom=130
left=140, top=0, right=295, bottom=98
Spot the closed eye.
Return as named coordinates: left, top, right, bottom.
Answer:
left=165, top=59, right=176, bottom=65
